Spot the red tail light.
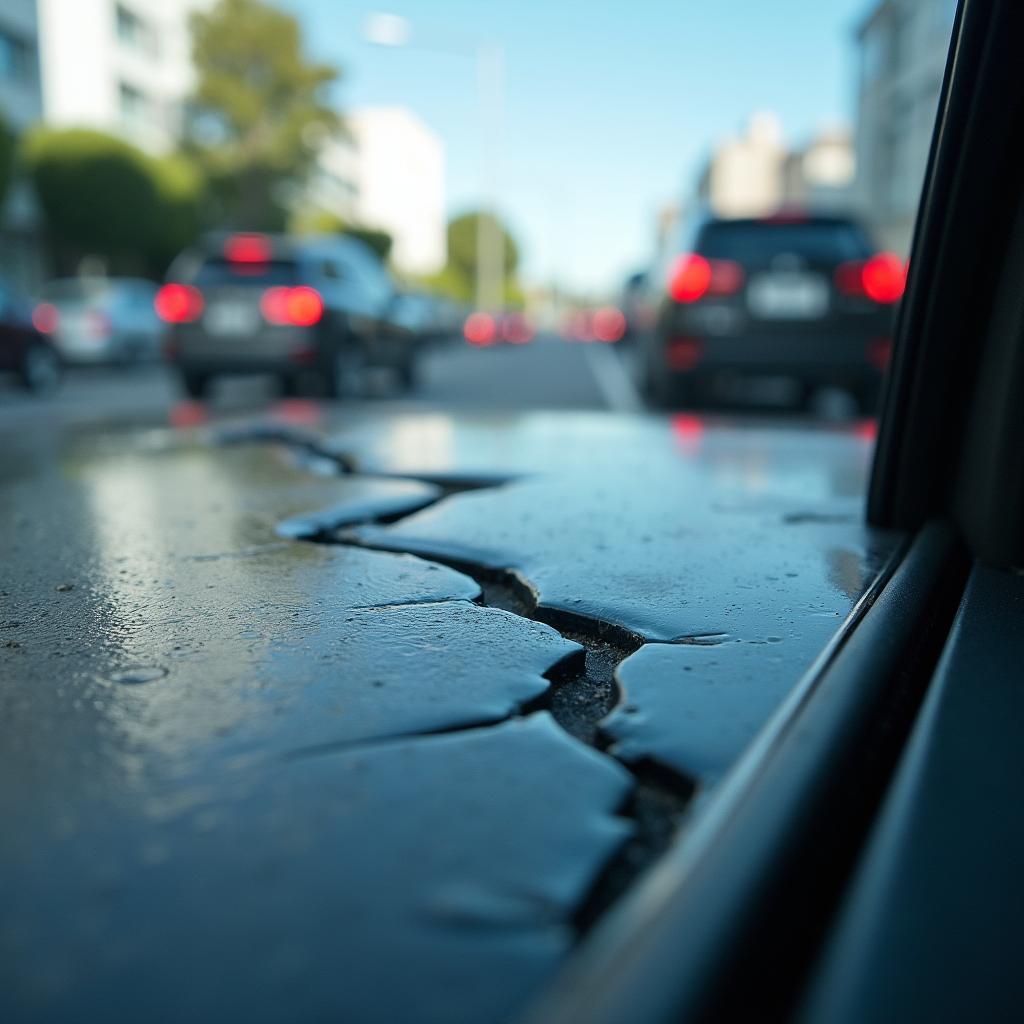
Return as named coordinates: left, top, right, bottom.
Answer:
left=499, top=313, right=534, bottom=344
left=592, top=306, right=627, bottom=343
left=260, top=286, right=323, bottom=327
left=32, top=303, right=59, bottom=334
left=224, top=233, right=272, bottom=265
left=668, top=254, right=744, bottom=303
left=464, top=312, right=497, bottom=346
left=666, top=336, right=703, bottom=370
left=155, top=283, right=204, bottom=323
left=835, top=253, right=906, bottom=304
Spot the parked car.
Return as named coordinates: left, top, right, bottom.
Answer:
left=639, top=212, right=904, bottom=411
left=392, top=290, right=445, bottom=345
left=157, top=232, right=417, bottom=399
left=619, top=269, right=654, bottom=342
left=394, top=292, right=465, bottom=346
left=0, top=276, right=62, bottom=396
left=34, top=277, right=164, bottom=365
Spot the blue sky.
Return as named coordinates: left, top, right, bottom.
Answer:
left=279, top=0, right=870, bottom=293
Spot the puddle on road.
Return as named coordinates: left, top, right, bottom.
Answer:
left=106, top=666, right=168, bottom=685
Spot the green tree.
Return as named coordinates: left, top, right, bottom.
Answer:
left=23, top=127, right=162, bottom=272
left=150, top=154, right=207, bottom=271
left=438, top=211, right=521, bottom=307
left=187, top=0, right=340, bottom=229
left=446, top=210, right=520, bottom=287
left=419, top=265, right=471, bottom=303
left=0, top=114, right=16, bottom=210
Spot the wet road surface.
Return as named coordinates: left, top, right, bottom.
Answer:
left=0, top=339, right=897, bottom=1022
left=0, top=332, right=630, bottom=436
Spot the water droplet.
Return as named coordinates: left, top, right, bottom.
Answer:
left=109, top=666, right=167, bottom=685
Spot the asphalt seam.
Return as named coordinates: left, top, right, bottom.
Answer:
left=320, top=532, right=695, bottom=937
left=212, top=426, right=697, bottom=938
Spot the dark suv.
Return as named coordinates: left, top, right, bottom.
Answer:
left=0, top=276, right=62, bottom=396
left=157, top=232, right=416, bottom=399
left=640, top=212, right=905, bottom=411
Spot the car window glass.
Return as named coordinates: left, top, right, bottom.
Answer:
left=699, top=221, right=872, bottom=264
left=347, top=246, right=394, bottom=307
left=192, top=259, right=299, bottom=286
left=40, top=279, right=112, bottom=303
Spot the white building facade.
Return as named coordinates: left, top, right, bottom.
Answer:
left=696, top=113, right=855, bottom=220
left=346, top=107, right=446, bottom=276
left=1, top=0, right=43, bottom=130
left=853, top=0, right=958, bottom=255
left=0, top=0, right=45, bottom=291
left=781, top=127, right=856, bottom=212
left=306, top=133, right=361, bottom=226
left=697, top=112, right=786, bottom=219
left=36, top=0, right=202, bottom=155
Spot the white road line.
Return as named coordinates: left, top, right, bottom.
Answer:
left=583, top=342, right=644, bottom=413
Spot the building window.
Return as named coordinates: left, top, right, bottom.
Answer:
left=861, top=27, right=885, bottom=85
left=0, top=28, right=36, bottom=84
left=889, top=6, right=912, bottom=73
left=119, top=80, right=149, bottom=128
left=115, top=3, right=158, bottom=57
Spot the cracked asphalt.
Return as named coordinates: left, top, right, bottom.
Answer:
left=0, top=348, right=900, bottom=1023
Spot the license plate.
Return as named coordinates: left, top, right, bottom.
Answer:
left=205, top=302, right=258, bottom=335
left=747, top=273, right=828, bottom=319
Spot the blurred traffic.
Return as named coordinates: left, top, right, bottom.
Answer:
left=1, top=0, right=954, bottom=424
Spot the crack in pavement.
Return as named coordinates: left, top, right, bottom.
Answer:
left=209, top=425, right=701, bottom=936
left=328, top=541, right=695, bottom=936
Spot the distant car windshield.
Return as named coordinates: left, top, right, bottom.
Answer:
left=699, top=220, right=872, bottom=264
left=39, top=279, right=114, bottom=302
left=191, top=259, right=299, bottom=286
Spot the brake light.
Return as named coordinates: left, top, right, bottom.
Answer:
left=669, top=255, right=710, bottom=302
left=592, top=306, right=627, bottom=343
left=155, top=283, right=204, bottom=323
left=260, top=286, right=323, bottom=327
left=666, top=336, right=703, bottom=370
left=761, top=209, right=809, bottom=224
left=835, top=253, right=906, bottom=304
left=500, top=314, right=534, bottom=344
left=863, top=254, right=906, bottom=303
left=225, top=233, right=272, bottom=265
left=668, top=254, right=744, bottom=303
left=464, top=312, right=496, bottom=345
left=32, top=303, right=59, bottom=334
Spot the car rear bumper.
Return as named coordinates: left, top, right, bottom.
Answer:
left=169, top=327, right=413, bottom=374
left=54, top=338, right=119, bottom=364
left=659, top=331, right=889, bottom=379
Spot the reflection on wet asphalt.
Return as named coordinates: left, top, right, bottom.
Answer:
left=0, top=407, right=901, bottom=1022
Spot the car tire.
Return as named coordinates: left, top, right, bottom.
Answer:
left=395, top=354, right=417, bottom=393
left=180, top=370, right=210, bottom=400
left=19, top=343, right=62, bottom=396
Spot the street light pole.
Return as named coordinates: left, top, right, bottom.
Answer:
left=364, top=13, right=505, bottom=314
left=476, top=41, right=504, bottom=314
